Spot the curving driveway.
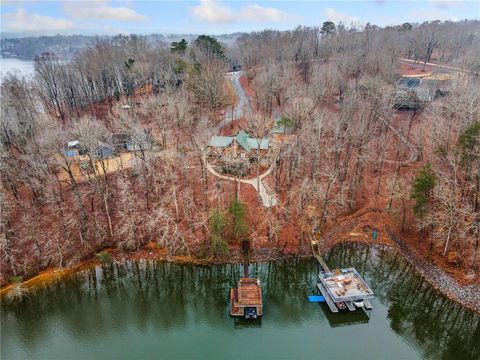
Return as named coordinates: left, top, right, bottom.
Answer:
left=217, top=71, right=251, bottom=130
left=205, top=71, right=278, bottom=207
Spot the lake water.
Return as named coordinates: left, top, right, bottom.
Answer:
left=1, top=243, right=479, bottom=360
left=0, top=57, right=35, bottom=81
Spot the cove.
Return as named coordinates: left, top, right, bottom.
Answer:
left=1, top=243, right=479, bottom=360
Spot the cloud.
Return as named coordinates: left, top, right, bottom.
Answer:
left=192, top=0, right=299, bottom=24
left=240, top=4, right=299, bottom=23
left=191, top=0, right=235, bottom=23
left=1, top=8, right=74, bottom=32
left=64, top=0, right=148, bottom=22
left=429, top=0, right=464, bottom=8
left=409, top=9, right=460, bottom=21
left=324, top=8, right=363, bottom=25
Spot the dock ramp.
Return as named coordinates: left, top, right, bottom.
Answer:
left=310, top=237, right=330, bottom=272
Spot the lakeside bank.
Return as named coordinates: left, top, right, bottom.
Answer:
left=2, top=233, right=479, bottom=314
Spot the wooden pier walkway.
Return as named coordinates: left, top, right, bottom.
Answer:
left=310, top=237, right=330, bottom=272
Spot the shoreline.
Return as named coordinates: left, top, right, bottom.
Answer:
left=1, top=238, right=479, bottom=314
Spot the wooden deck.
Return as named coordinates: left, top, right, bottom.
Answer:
left=237, top=278, right=262, bottom=305
left=319, top=268, right=374, bottom=303
left=230, top=278, right=263, bottom=317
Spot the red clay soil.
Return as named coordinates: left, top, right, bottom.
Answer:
left=219, top=118, right=247, bottom=136
left=398, top=61, right=434, bottom=76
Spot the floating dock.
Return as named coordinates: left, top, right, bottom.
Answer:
left=318, top=268, right=374, bottom=309
left=230, top=278, right=263, bottom=319
left=311, top=237, right=374, bottom=313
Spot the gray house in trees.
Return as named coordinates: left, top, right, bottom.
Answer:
left=95, top=143, right=114, bottom=159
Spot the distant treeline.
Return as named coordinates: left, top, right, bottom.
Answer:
left=0, top=33, right=242, bottom=60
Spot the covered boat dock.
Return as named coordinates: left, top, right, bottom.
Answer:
left=311, top=238, right=374, bottom=313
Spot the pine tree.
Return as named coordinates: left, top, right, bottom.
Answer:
left=170, top=39, right=188, bottom=55
left=228, top=199, right=249, bottom=243
left=411, top=163, right=436, bottom=220
left=194, top=35, right=228, bottom=62
left=209, top=209, right=228, bottom=256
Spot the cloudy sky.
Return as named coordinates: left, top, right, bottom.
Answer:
left=1, top=0, right=478, bottom=35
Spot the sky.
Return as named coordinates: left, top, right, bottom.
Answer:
left=0, top=0, right=479, bottom=36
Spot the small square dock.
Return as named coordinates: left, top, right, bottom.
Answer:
left=230, top=278, right=263, bottom=319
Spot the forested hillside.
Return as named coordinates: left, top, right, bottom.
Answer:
left=1, top=20, right=479, bottom=287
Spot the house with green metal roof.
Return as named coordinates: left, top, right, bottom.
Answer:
left=209, top=131, right=270, bottom=158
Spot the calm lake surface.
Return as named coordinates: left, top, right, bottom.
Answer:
left=1, top=243, right=479, bottom=360
left=0, top=57, right=35, bottom=81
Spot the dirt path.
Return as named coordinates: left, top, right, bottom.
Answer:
left=399, top=58, right=479, bottom=75
left=383, top=118, right=419, bottom=165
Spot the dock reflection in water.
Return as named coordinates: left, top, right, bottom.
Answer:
left=1, top=243, right=479, bottom=360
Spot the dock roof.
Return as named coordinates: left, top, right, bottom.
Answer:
left=319, top=268, right=374, bottom=302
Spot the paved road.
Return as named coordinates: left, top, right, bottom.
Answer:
left=217, top=71, right=251, bottom=130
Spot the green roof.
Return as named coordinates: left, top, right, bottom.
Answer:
left=246, top=138, right=269, bottom=150
left=209, top=131, right=269, bottom=151
left=236, top=131, right=251, bottom=152
left=209, top=136, right=234, bottom=147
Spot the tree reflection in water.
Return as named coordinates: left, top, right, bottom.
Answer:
left=1, top=243, right=479, bottom=360
left=326, top=243, right=480, bottom=360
